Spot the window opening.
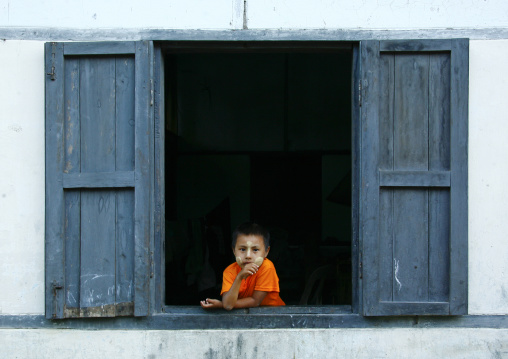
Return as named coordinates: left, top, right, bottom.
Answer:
left=163, top=49, right=353, bottom=306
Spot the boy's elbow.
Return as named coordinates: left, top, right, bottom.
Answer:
left=222, top=300, right=234, bottom=311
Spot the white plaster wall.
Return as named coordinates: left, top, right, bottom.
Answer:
left=0, top=0, right=245, bottom=30
left=1, top=0, right=508, bottom=30
left=0, top=40, right=45, bottom=315
left=247, top=0, right=508, bottom=30
left=1, top=38, right=508, bottom=315
left=468, top=40, right=508, bottom=315
left=1, top=328, right=508, bottom=358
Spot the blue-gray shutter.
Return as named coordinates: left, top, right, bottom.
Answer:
left=360, top=39, right=468, bottom=316
left=45, top=41, right=154, bottom=318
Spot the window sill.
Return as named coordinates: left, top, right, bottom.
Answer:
left=0, top=313, right=507, bottom=330
left=163, top=305, right=353, bottom=315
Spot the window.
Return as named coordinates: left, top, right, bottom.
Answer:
left=45, top=39, right=468, bottom=319
left=163, top=49, right=353, bottom=307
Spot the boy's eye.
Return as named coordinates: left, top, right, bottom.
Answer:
left=239, top=248, right=245, bottom=251
left=253, top=249, right=259, bottom=252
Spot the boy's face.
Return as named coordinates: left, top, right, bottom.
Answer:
left=233, top=234, right=270, bottom=268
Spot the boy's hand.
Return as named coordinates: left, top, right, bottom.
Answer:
left=238, top=263, right=259, bottom=280
left=200, top=298, right=223, bottom=309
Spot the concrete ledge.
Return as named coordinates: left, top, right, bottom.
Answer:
left=1, top=27, right=508, bottom=41
left=1, top=312, right=508, bottom=330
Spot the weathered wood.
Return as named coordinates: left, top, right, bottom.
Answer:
left=153, top=46, right=165, bottom=313
left=359, top=40, right=380, bottom=316
left=45, top=41, right=153, bottom=319
left=115, top=56, right=136, bottom=314
left=133, top=41, right=153, bottom=316
left=78, top=54, right=118, bottom=311
left=64, top=42, right=136, bottom=55
left=393, top=54, right=429, bottom=171
left=428, top=54, right=451, bottom=172
left=449, top=39, right=469, bottom=315
left=80, top=191, right=116, bottom=308
left=378, top=52, right=395, bottom=303
left=379, top=187, right=394, bottom=302
left=380, top=40, right=452, bottom=52
left=63, top=57, right=82, bottom=312
left=377, top=301, right=449, bottom=315
left=361, top=39, right=468, bottom=316
left=351, top=44, right=361, bottom=314
left=45, top=42, right=65, bottom=319
left=379, top=170, right=451, bottom=187
left=428, top=53, right=451, bottom=303
left=388, top=49, right=430, bottom=304
left=63, top=171, right=135, bottom=188
left=428, top=188, right=450, bottom=302
left=80, top=57, right=116, bottom=172
left=115, top=56, right=136, bottom=173
left=392, top=189, right=429, bottom=301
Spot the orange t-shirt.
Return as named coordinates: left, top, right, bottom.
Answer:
left=220, top=258, right=285, bottom=306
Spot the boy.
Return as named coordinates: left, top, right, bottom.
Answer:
left=200, top=222, right=285, bottom=310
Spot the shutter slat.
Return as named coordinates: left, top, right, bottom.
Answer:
left=378, top=301, right=449, bottom=315
left=63, top=171, right=135, bottom=188
left=379, top=170, right=450, bottom=187
left=45, top=42, right=66, bottom=319
left=392, top=189, right=429, bottom=301
left=63, top=56, right=82, bottom=315
left=380, top=40, right=452, bottom=52
left=449, top=39, right=469, bottom=315
left=64, top=42, right=136, bottom=55
left=80, top=191, right=117, bottom=310
left=133, top=41, right=153, bottom=317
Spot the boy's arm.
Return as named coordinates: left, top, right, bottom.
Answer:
left=200, top=298, right=223, bottom=309
left=201, top=290, right=267, bottom=310
left=222, top=263, right=260, bottom=310
left=227, top=290, right=268, bottom=309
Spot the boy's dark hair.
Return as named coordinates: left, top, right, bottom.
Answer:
left=232, top=222, right=270, bottom=250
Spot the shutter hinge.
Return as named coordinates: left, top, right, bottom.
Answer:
left=359, top=249, right=363, bottom=279
left=358, top=80, right=362, bottom=107
left=150, top=79, right=154, bottom=106
left=52, top=281, right=63, bottom=318
left=46, top=42, right=57, bottom=81
left=150, top=251, right=154, bottom=278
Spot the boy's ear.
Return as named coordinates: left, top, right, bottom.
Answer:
left=265, top=246, right=270, bottom=257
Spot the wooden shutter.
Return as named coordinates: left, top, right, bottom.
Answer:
left=360, top=40, right=468, bottom=316
left=45, top=41, right=154, bottom=318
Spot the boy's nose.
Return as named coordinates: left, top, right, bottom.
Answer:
left=246, top=249, right=252, bottom=258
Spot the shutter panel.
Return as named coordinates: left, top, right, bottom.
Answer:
left=360, top=39, right=468, bottom=316
left=45, top=41, right=153, bottom=318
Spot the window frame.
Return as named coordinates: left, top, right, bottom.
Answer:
left=154, top=40, right=361, bottom=315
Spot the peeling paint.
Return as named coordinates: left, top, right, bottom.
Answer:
left=394, top=259, right=402, bottom=292
left=67, top=291, right=77, bottom=305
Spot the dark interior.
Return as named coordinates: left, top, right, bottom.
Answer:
left=164, top=50, right=352, bottom=305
